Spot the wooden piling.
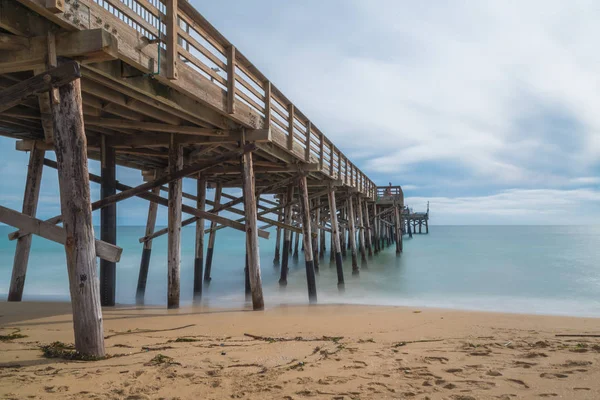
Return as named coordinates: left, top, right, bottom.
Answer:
left=356, top=196, right=367, bottom=265
left=194, top=174, right=206, bottom=298
left=372, top=203, right=380, bottom=254
left=204, top=183, right=222, bottom=282
left=8, top=143, right=45, bottom=302
left=273, top=207, right=282, bottom=264
left=293, top=217, right=300, bottom=258
left=312, top=199, right=320, bottom=271
left=364, top=199, right=373, bottom=257
left=319, top=223, right=326, bottom=260
left=426, top=218, right=429, bottom=234
left=327, top=184, right=344, bottom=285
left=408, top=218, right=413, bottom=238
left=241, top=148, right=264, bottom=310
left=298, top=175, right=317, bottom=303
left=136, top=186, right=160, bottom=304
left=394, top=203, right=402, bottom=254
left=279, top=185, right=293, bottom=285
left=244, top=248, right=251, bottom=300
left=347, top=197, right=359, bottom=274
left=100, top=135, right=117, bottom=306
left=167, top=134, right=183, bottom=309
left=51, top=77, right=105, bottom=357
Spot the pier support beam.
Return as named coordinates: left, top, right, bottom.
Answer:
left=347, top=197, right=359, bottom=274
left=426, top=218, right=429, bottom=234
left=7, top=144, right=45, bottom=302
left=372, top=203, right=379, bottom=254
left=136, top=187, right=160, bottom=304
left=241, top=147, right=264, bottom=310
left=408, top=218, right=413, bottom=238
left=328, top=184, right=344, bottom=285
left=204, top=183, right=222, bottom=282
left=167, top=134, right=183, bottom=309
left=357, top=196, right=367, bottom=265
left=394, top=203, right=402, bottom=254
left=100, top=136, right=117, bottom=306
left=364, top=200, right=373, bottom=257
left=298, top=175, right=317, bottom=303
left=279, top=185, right=293, bottom=285
left=194, top=174, right=206, bottom=298
left=51, top=77, right=104, bottom=357
left=320, top=221, right=326, bottom=260
left=273, top=207, right=282, bottom=264
left=293, top=218, right=300, bottom=258
left=312, top=199, right=320, bottom=271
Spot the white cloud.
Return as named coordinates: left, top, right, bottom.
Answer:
left=407, top=188, right=600, bottom=225
left=201, top=0, right=600, bottom=191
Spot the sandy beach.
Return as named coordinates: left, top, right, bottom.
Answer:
left=1, top=302, right=600, bottom=399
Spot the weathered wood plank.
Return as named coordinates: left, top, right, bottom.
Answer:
left=136, top=187, right=160, bottom=304
left=204, top=183, right=221, bottom=282
left=347, top=197, right=359, bottom=274
left=100, top=136, right=117, bottom=306
left=298, top=175, right=317, bottom=303
left=227, top=45, right=236, bottom=114
left=167, top=133, right=183, bottom=309
left=50, top=78, right=104, bottom=356
left=7, top=144, right=45, bottom=302
left=241, top=148, right=264, bottom=310
left=194, top=174, right=206, bottom=298
left=279, top=184, right=294, bottom=286
left=0, top=34, right=29, bottom=50
left=166, top=0, right=178, bottom=79
left=0, top=205, right=122, bottom=263
left=0, top=61, right=80, bottom=113
left=327, top=183, right=344, bottom=285
left=0, top=30, right=117, bottom=74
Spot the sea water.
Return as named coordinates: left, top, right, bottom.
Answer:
left=1, top=225, right=599, bottom=317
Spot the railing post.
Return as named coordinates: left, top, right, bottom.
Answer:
left=264, top=81, right=271, bottom=126
left=227, top=45, right=236, bottom=114
left=319, top=132, right=324, bottom=171
left=337, top=150, right=342, bottom=180
left=287, top=103, right=295, bottom=150
left=166, top=0, right=178, bottom=80
left=305, top=121, right=311, bottom=162
left=329, top=142, right=334, bottom=177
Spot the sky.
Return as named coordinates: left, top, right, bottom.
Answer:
left=1, top=0, right=599, bottom=225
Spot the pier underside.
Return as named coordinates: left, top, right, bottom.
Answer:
left=0, top=0, right=426, bottom=356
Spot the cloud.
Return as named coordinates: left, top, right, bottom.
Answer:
left=196, top=0, right=600, bottom=193
left=2, top=2, right=599, bottom=225
left=407, top=188, right=600, bottom=225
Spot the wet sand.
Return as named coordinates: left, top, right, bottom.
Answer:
left=1, top=301, right=600, bottom=399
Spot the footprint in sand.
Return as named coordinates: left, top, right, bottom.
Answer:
left=538, top=394, right=558, bottom=398
left=513, top=361, right=537, bottom=369
left=539, top=373, right=568, bottom=379
left=506, top=378, right=529, bottom=389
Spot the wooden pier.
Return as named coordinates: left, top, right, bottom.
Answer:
left=0, top=0, right=428, bottom=357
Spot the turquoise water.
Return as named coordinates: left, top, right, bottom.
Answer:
left=1, top=225, right=600, bottom=317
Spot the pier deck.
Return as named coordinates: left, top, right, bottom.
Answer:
left=0, top=0, right=427, bottom=356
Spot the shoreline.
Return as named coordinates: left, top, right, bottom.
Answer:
left=2, top=302, right=600, bottom=399
left=3, top=297, right=600, bottom=321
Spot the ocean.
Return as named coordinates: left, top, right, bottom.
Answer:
left=1, top=225, right=600, bottom=317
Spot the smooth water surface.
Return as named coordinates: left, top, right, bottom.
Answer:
left=1, top=225, right=599, bottom=317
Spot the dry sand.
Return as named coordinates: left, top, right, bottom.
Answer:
left=1, top=302, right=600, bottom=399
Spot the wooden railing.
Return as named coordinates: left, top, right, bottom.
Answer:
left=377, top=186, right=404, bottom=202
left=89, top=0, right=376, bottom=199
